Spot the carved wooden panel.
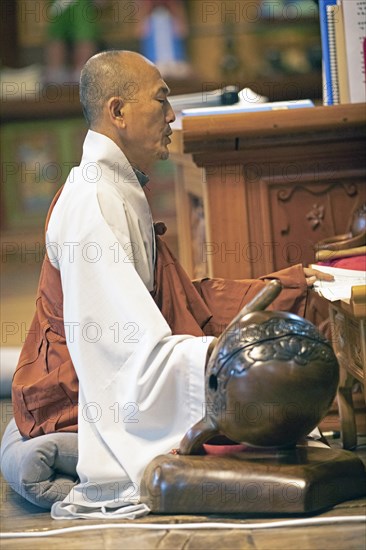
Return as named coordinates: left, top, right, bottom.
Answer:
left=205, top=166, right=366, bottom=279
left=267, top=178, right=366, bottom=272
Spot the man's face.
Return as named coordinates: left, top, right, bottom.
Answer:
left=122, top=64, right=176, bottom=169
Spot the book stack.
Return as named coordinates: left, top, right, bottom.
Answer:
left=319, top=0, right=366, bottom=105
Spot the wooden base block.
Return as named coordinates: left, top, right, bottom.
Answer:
left=141, top=446, right=366, bottom=515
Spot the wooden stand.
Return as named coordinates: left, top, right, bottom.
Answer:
left=329, top=287, right=366, bottom=450
left=142, top=445, right=366, bottom=514
left=171, top=104, right=366, bottom=279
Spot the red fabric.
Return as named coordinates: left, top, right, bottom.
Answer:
left=317, top=255, right=366, bottom=271
left=12, top=188, right=79, bottom=438
left=153, top=239, right=308, bottom=338
left=203, top=443, right=249, bottom=455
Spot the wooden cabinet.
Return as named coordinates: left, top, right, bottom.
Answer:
left=171, top=103, right=366, bottom=279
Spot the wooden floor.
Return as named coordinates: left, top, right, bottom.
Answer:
left=1, top=398, right=365, bottom=550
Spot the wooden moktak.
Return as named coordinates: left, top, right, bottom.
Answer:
left=142, top=282, right=366, bottom=514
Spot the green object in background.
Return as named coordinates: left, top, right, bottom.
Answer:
left=1, top=118, right=86, bottom=230
left=48, top=0, right=101, bottom=43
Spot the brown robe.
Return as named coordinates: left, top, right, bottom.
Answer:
left=12, top=191, right=308, bottom=438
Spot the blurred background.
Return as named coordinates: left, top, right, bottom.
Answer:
left=1, top=0, right=323, bottom=347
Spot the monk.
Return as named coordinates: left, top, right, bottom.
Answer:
left=11, top=51, right=332, bottom=518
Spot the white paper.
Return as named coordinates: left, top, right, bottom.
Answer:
left=311, top=264, right=366, bottom=301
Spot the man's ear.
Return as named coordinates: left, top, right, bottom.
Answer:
left=108, top=97, right=126, bottom=127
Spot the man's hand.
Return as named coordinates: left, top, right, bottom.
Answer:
left=303, top=267, right=335, bottom=287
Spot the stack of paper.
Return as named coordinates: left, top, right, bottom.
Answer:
left=311, top=264, right=366, bottom=302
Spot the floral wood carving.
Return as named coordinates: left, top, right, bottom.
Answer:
left=306, top=203, right=325, bottom=229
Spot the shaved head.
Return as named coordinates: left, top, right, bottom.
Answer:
left=79, top=49, right=175, bottom=172
left=79, top=50, right=155, bottom=127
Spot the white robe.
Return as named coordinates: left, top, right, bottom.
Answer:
left=49, top=131, right=213, bottom=519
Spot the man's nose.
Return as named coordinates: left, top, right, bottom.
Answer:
left=166, top=101, right=176, bottom=123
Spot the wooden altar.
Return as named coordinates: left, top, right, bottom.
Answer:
left=171, top=103, right=366, bottom=280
